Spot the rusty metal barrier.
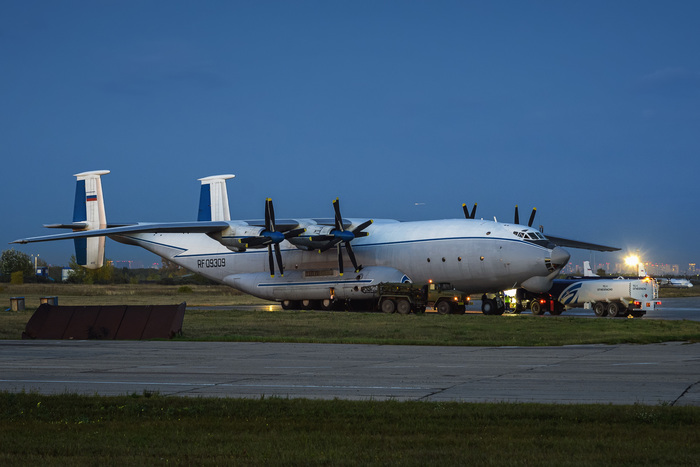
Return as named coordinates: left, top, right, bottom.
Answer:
left=22, top=303, right=186, bottom=340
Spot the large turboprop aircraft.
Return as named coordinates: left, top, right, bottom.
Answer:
left=13, top=170, right=619, bottom=312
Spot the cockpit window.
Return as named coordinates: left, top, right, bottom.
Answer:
left=514, top=230, right=546, bottom=241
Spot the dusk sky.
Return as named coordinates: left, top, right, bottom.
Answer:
left=2, top=1, right=699, bottom=270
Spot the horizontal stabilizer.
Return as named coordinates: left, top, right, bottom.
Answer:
left=45, top=222, right=135, bottom=230
left=44, top=222, right=89, bottom=230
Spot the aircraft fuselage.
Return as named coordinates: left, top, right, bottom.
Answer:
left=113, top=218, right=567, bottom=300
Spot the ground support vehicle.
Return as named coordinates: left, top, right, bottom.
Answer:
left=515, top=276, right=660, bottom=317
left=361, top=281, right=470, bottom=315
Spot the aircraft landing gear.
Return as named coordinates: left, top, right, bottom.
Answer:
left=281, top=299, right=301, bottom=310
left=481, top=293, right=506, bottom=315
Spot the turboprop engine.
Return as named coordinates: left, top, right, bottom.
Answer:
left=211, top=225, right=265, bottom=252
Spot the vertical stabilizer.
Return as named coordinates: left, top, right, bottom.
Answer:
left=197, top=174, right=235, bottom=221
left=638, top=263, right=647, bottom=277
left=73, top=170, right=110, bottom=269
left=583, top=261, right=598, bottom=277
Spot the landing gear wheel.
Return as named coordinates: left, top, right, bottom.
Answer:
left=530, top=301, right=543, bottom=316
left=481, top=299, right=495, bottom=315
left=281, top=300, right=300, bottom=310
left=320, top=299, right=337, bottom=311
left=593, top=302, right=608, bottom=317
left=397, top=299, right=412, bottom=315
left=436, top=301, right=452, bottom=315
left=607, top=302, right=621, bottom=318
left=381, top=299, right=396, bottom=314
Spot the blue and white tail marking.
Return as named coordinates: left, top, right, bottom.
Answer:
left=73, top=170, right=109, bottom=269
left=197, top=174, right=235, bottom=222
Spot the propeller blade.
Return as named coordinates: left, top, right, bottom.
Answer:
left=318, top=238, right=342, bottom=253
left=345, top=241, right=361, bottom=272
left=284, top=228, right=306, bottom=239
left=274, top=243, right=284, bottom=276
left=463, top=203, right=477, bottom=219
left=514, top=205, right=519, bottom=224
left=337, top=243, right=344, bottom=275
left=528, top=208, right=537, bottom=227
left=267, top=244, right=275, bottom=277
left=264, top=199, right=273, bottom=231
left=352, top=219, right=373, bottom=236
left=332, top=198, right=343, bottom=231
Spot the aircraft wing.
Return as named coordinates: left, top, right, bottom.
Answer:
left=44, top=222, right=136, bottom=229
left=545, top=235, right=620, bottom=252
left=241, top=218, right=347, bottom=229
left=11, top=221, right=232, bottom=244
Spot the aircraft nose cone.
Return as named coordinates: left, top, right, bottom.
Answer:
left=551, top=247, right=570, bottom=269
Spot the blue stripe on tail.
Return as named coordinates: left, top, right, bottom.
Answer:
left=198, top=184, right=211, bottom=221
left=73, top=179, right=86, bottom=223
left=74, top=238, right=87, bottom=266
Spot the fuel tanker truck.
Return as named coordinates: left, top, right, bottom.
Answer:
left=514, top=276, right=660, bottom=318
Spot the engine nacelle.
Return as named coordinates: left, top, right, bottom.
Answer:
left=223, top=266, right=410, bottom=300
left=287, top=224, right=336, bottom=251
left=211, top=225, right=265, bottom=251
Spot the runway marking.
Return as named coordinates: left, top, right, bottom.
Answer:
left=265, top=366, right=333, bottom=369
left=611, top=362, right=658, bottom=366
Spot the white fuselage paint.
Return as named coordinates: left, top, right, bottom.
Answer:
left=112, top=218, right=563, bottom=300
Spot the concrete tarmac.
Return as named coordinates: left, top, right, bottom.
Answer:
left=1, top=340, right=698, bottom=406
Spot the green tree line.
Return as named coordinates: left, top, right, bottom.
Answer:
left=0, top=249, right=215, bottom=285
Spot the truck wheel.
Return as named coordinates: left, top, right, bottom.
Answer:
left=607, top=302, right=621, bottom=318
left=481, top=299, right=494, bottom=315
left=593, top=302, right=608, bottom=317
left=436, top=300, right=452, bottom=315
left=381, top=299, right=396, bottom=314
left=397, top=299, right=412, bottom=315
left=549, top=303, right=563, bottom=316
left=530, top=301, right=543, bottom=315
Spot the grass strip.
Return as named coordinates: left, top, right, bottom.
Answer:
left=179, top=308, right=700, bottom=346
left=1, top=392, right=698, bottom=466
left=2, top=306, right=700, bottom=345
left=2, top=284, right=699, bottom=345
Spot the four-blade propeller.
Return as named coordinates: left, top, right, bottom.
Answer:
left=241, top=198, right=372, bottom=277
left=240, top=198, right=304, bottom=277
left=315, top=198, right=372, bottom=275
